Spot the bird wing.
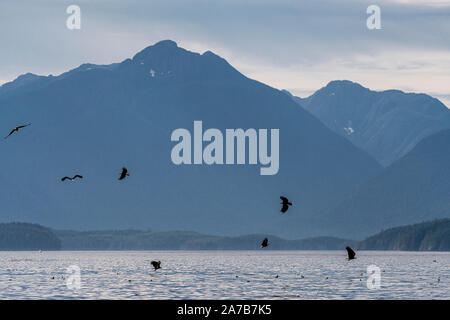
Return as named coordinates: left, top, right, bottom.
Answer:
left=280, top=196, right=288, bottom=203
left=61, top=177, right=70, bottom=181
left=281, top=204, right=289, bottom=213
left=4, top=129, right=15, bottom=139
left=346, top=247, right=356, bottom=259
left=74, top=175, right=83, bottom=179
left=119, top=168, right=127, bottom=179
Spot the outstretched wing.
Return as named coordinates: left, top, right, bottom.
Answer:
left=261, top=238, right=268, bottom=247
left=346, top=246, right=356, bottom=259
left=119, top=168, right=128, bottom=180
left=4, top=129, right=15, bottom=139
left=74, top=175, right=83, bottom=179
left=280, top=196, right=288, bottom=202
left=281, top=204, right=289, bottom=213
left=61, top=177, right=70, bottom=181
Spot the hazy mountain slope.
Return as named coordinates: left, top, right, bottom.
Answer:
left=0, top=222, right=61, bottom=250
left=0, top=40, right=381, bottom=238
left=326, top=129, right=450, bottom=239
left=291, top=80, right=450, bottom=166
left=55, top=229, right=354, bottom=250
left=358, top=219, right=450, bottom=251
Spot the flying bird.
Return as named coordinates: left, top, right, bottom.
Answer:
left=4, top=123, right=31, bottom=139
left=346, top=246, right=356, bottom=260
left=261, top=238, right=269, bottom=248
left=151, top=260, right=161, bottom=271
left=119, top=167, right=130, bottom=180
left=280, top=196, right=292, bottom=213
left=61, top=175, right=83, bottom=182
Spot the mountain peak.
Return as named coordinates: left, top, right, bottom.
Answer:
left=325, top=80, right=366, bottom=91
left=153, top=39, right=178, bottom=48
left=132, top=40, right=184, bottom=62
left=129, top=40, right=243, bottom=81
left=0, top=72, right=48, bottom=93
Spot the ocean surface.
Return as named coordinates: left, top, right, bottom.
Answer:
left=0, top=251, right=448, bottom=299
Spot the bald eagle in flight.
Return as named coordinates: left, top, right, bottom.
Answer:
left=61, top=175, right=83, bottom=182
left=280, top=196, right=292, bottom=213
left=261, top=238, right=269, bottom=248
left=119, top=167, right=130, bottom=180
left=4, top=123, right=31, bottom=139
left=346, top=246, right=356, bottom=260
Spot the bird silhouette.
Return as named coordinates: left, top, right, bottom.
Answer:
left=119, top=167, right=130, bottom=180
left=151, top=260, right=161, bottom=271
left=4, top=123, right=31, bottom=139
left=346, top=246, right=356, bottom=260
left=261, top=238, right=269, bottom=248
left=280, top=196, right=292, bottom=213
left=61, top=175, right=83, bottom=182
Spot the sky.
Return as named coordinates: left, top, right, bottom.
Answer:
left=1, top=0, right=449, bottom=106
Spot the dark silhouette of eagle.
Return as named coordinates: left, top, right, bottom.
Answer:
left=119, top=167, right=130, bottom=180
left=261, top=238, right=269, bottom=248
left=61, top=175, right=83, bottom=182
left=151, top=260, right=161, bottom=271
left=280, top=196, right=292, bottom=213
left=346, top=246, right=356, bottom=260
left=4, top=123, right=31, bottom=139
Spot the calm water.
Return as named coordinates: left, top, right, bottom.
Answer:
left=0, top=251, right=448, bottom=299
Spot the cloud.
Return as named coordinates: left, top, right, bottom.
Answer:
left=0, top=0, right=449, bottom=106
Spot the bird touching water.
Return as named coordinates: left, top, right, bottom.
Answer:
left=151, top=260, right=161, bottom=271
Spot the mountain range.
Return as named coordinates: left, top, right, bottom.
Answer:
left=288, top=80, right=450, bottom=166
left=0, top=40, right=448, bottom=240
left=0, top=40, right=381, bottom=239
left=324, top=129, right=450, bottom=238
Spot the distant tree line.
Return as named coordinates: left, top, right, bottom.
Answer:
left=357, top=219, right=450, bottom=251
left=1, top=219, right=450, bottom=251
left=0, top=222, right=61, bottom=250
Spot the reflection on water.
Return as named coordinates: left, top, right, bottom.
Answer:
left=0, top=251, right=448, bottom=299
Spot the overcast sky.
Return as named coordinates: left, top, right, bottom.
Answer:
left=1, top=0, right=449, bottom=106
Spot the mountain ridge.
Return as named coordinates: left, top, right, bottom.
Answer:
left=289, top=80, right=450, bottom=166
left=325, top=128, right=450, bottom=239
left=0, top=40, right=381, bottom=239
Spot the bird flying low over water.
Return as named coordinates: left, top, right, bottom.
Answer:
left=280, top=196, right=292, bottom=213
left=151, top=260, right=161, bottom=271
left=261, top=238, right=269, bottom=248
left=61, top=175, right=83, bottom=182
left=119, top=167, right=130, bottom=180
left=346, top=246, right=356, bottom=260
left=4, top=123, right=31, bottom=139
